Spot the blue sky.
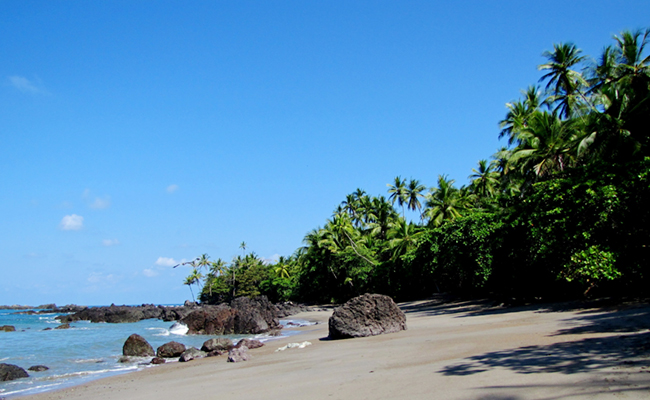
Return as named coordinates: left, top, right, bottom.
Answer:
left=2, top=1, right=649, bottom=306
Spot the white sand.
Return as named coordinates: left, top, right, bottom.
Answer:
left=19, top=299, right=650, bottom=400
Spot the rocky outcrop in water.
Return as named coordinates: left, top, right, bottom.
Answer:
left=28, top=365, right=49, bottom=372
left=123, top=334, right=155, bottom=357
left=53, top=297, right=307, bottom=335
left=1, top=325, right=16, bottom=332
left=0, top=363, right=29, bottom=381
left=328, top=293, right=407, bottom=339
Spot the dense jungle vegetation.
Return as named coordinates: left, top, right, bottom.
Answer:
left=182, top=29, right=650, bottom=304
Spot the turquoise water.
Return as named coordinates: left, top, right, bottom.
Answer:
left=0, top=308, right=308, bottom=398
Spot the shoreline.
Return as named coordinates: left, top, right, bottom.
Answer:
left=12, top=298, right=650, bottom=400
left=0, top=310, right=324, bottom=399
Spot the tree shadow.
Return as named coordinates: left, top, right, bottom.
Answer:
left=552, top=303, right=650, bottom=335
left=440, top=331, right=650, bottom=376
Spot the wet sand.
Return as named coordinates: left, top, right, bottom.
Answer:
left=19, top=298, right=650, bottom=400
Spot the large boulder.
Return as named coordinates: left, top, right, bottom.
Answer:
left=1, top=325, right=16, bottom=332
left=122, top=334, right=155, bottom=357
left=156, top=341, right=186, bottom=358
left=328, top=294, right=407, bottom=339
left=0, top=363, right=29, bottom=381
left=201, top=337, right=233, bottom=352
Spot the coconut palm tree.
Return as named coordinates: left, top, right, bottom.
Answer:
left=499, top=86, right=542, bottom=146
left=387, top=176, right=408, bottom=217
left=184, top=268, right=203, bottom=302
left=405, top=179, right=426, bottom=215
left=422, top=175, right=466, bottom=227
left=538, top=42, right=587, bottom=119
left=387, top=219, right=423, bottom=260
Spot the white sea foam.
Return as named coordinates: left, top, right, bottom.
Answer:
left=70, top=358, right=105, bottom=364
left=0, top=382, right=64, bottom=397
left=146, top=327, right=170, bottom=336
left=169, top=321, right=188, bottom=335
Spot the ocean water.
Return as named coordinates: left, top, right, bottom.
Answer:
left=0, top=307, right=311, bottom=398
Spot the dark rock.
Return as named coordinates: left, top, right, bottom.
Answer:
left=0, top=364, right=29, bottom=381
left=28, top=365, right=49, bottom=372
left=184, top=300, right=198, bottom=307
left=181, top=296, right=281, bottom=335
left=201, top=338, right=234, bottom=352
left=54, top=323, right=70, bottom=330
left=37, top=303, right=57, bottom=310
left=231, top=296, right=280, bottom=334
left=235, top=338, right=264, bottom=349
left=182, top=305, right=236, bottom=335
left=151, top=357, right=166, bottom=364
left=43, top=327, right=52, bottom=331
left=156, top=341, right=186, bottom=358
left=117, top=356, right=131, bottom=363
left=328, top=293, right=407, bottom=340
left=227, top=346, right=250, bottom=362
left=122, top=334, right=155, bottom=357
left=179, top=347, right=206, bottom=362
left=1, top=325, right=16, bottom=332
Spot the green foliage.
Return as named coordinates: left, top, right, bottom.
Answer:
left=562, top=245, right=620, bottom=284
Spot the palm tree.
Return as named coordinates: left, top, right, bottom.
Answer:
left=204, top=258, right=227, bottom=297
left=499, top=86, right=542, bottom=146
left=538, top=42, right=587, bottom=119
left=196, top=253, right=211, bottom=273
left=273, top=256, right=291, bottom=279
left=405, top=179, right=426, bottom=215
left=468, top=159, right=499, bottom=198
left=422, top=175, right=465, bottom=227
left=506, top=111, right=579, bottom=179
left=184, top=268, right=203, bottom=302
left=387, top=219, right=423, bottom=260
left=387, top=176, right=408, bottom=217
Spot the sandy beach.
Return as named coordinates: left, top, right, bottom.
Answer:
left=18, top=298, right=650, bottom=400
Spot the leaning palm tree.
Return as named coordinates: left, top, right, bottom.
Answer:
left=184, top=268, right=203, bottom=302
